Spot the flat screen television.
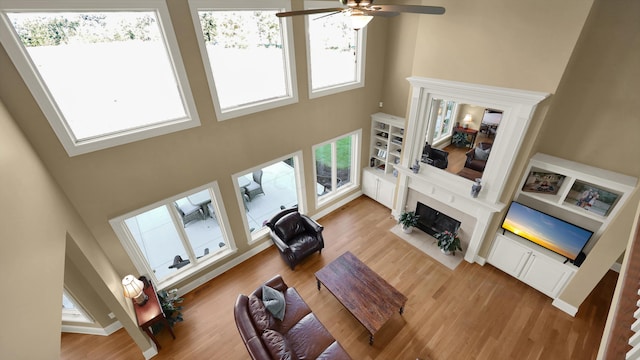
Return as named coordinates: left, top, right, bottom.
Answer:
left=415, top=202, right=461, bottom=237
left=501, top=201, right=592, bottom=261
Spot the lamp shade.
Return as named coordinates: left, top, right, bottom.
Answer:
left=122, top=275, right=148, bottom=305
left=463, top=114, right=473, bottom=123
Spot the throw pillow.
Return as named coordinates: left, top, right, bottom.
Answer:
left=248, top=294, right=272, bottom=332
left=262, top=329, right=298, bottom=360
left=474, top=146, right=491, bottom=161
left=262, top=285, right=286, bottom=321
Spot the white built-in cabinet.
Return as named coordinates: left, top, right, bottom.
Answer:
left=362, top=113, right=405, bottom=208
left=488, top=233, right=577, bottom=298
left=362, top=168, right=396, bottom=208
left=487, top=153, right=637, bottom=299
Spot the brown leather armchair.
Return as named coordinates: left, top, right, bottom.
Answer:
left=265, top=207, right=324, bottom=270
left=465, top=142, right=492, bottom=172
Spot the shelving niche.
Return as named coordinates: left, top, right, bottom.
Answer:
left=515, top=153, right=637, bottom=244
left=487, top=153, right=637, bottom=303
left=369, top=112, right=405, bottom=175
left=363, top=113, right=405, bottom=209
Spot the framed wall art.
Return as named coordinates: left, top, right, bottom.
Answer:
left=521, top=171, right=565, bottom=195
left=563, top=180, right=621, bottom=216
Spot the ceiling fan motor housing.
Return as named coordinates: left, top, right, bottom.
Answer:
left=341, top=0, right=373, bottom=7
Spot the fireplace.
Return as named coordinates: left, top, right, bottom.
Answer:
left=415, top=202, right=461, bottom=237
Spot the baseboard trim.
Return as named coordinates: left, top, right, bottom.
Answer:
left=61, top=321, right=122, bottom=336
left=177, top=240, right=273, bottom=296
left=143, top=345, right=158, bottom=360
left=611, top=262, right=622, bottom=273
left=552, top=298, right=578, bottom=317
left=313, top=191, right=363, bottom=220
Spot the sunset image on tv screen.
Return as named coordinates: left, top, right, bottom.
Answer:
left=502, top=202, right=592, bottom=260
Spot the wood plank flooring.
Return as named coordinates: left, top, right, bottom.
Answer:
left=61, top=196, right=617, bottom=360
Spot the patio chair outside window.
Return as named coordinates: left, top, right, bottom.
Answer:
left=245, top=170, right=265, bottom=201
left=173, top=202, right=204, bottom=227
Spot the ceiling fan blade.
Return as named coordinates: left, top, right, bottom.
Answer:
left=314, top=10, right=345, bottom=20
left=276, top=8, right=345, bottom=17
left=363, top=10, right=400, bottom=18
left=374, top=5, right=445, bottom=15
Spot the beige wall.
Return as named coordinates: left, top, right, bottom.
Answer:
left=0, top=100, right=67, bottom=358
left=0, top=100, right=149, bottom=358
left=380, top=0, right=594, bottom=120
left=1, top=0, right=638, bottom=356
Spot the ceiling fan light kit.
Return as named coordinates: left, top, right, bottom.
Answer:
left=276, top=0, right=445, bottom=30
left=350, top=12, right=373, bottom=30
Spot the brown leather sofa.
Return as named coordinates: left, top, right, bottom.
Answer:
left=265, top=207, right=324, bottom=270
left=234, top=275, right=351, bottom=360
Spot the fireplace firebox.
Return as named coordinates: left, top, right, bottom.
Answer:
left=415, top=202, right=461, bottom=236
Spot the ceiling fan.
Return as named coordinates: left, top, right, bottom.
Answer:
left=276, top=0, right=445, bottom=30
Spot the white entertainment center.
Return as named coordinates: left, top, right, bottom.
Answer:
left=487, top=153, right=637, bottom=301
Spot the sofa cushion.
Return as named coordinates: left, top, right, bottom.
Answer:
left=262, top=285, right=286, bottom=321
left=274, top=212, right=306, bottom=243
left=262, top=329, right=299, bottom=360
left=286, top=313, right=336, bottom=360
left=474, top=146, right=491, bottom=161
left=248, top=294, right=273, bottom=332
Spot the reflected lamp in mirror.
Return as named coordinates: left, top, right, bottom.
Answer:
left=463, top=114, right=473, bottom=128
left=122, top=275, right=148, bottom=306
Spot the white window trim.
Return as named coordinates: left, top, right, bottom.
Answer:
left=305, top=1, right=366, bottom=99
left=235, top=151, right=306, bottom=245
left=0, top=0, right=200, bottom=156
left=62, top=289, right=94, bottom=324
left=314, top=129, right=361, bottom=208
left=188, top=0, right=298, bottom=121
left=109, top=181, right=237, bottom=290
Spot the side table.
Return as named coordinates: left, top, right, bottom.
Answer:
left=452, top=127, right=478, bottom=148
left=134, top=281, right=176, bottom=350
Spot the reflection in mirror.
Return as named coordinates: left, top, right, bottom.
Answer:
left=420, top=99, right=503, bottom=181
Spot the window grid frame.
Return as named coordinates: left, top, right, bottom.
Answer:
left=188, top=0, right=299, bottom=121
left=0, top=0, right=201, bottom=156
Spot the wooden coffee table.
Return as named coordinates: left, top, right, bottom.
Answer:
left=315, top=251, right=407, bottom=345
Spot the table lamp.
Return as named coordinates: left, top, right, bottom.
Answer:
left=122, top=275, right=148, bottom=306
left=463, top=114, right=473, bottom=128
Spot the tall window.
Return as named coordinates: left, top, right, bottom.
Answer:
left=314, top=130, right=361, bottom=205
left=0, top=1, right=199, bottom=156
left=433, top=100, right=457, bottom=143
left=236, top=155, right=302, bottom=242
left=306, top=2, right=366, bottom=98
left=190, top=0, right=297, bottom=120
left=110, top=183, right=235, bottom=288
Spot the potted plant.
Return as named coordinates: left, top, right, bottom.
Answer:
left=434, top=230, right=462, bottom=255
left=152, top=288, right=184, bottom=333
left=452, top=132, right=468, bottom=147
left=398, top=211, right=419, bottom=233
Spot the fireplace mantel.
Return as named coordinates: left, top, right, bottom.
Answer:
left=391, top=77, right=549, bottom=264
left=394, top=165, right=505, bottom=263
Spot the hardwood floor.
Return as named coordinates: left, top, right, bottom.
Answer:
left=61, top=196, right=617, bottom=360
left=439, top=133, right=494, bottom=176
